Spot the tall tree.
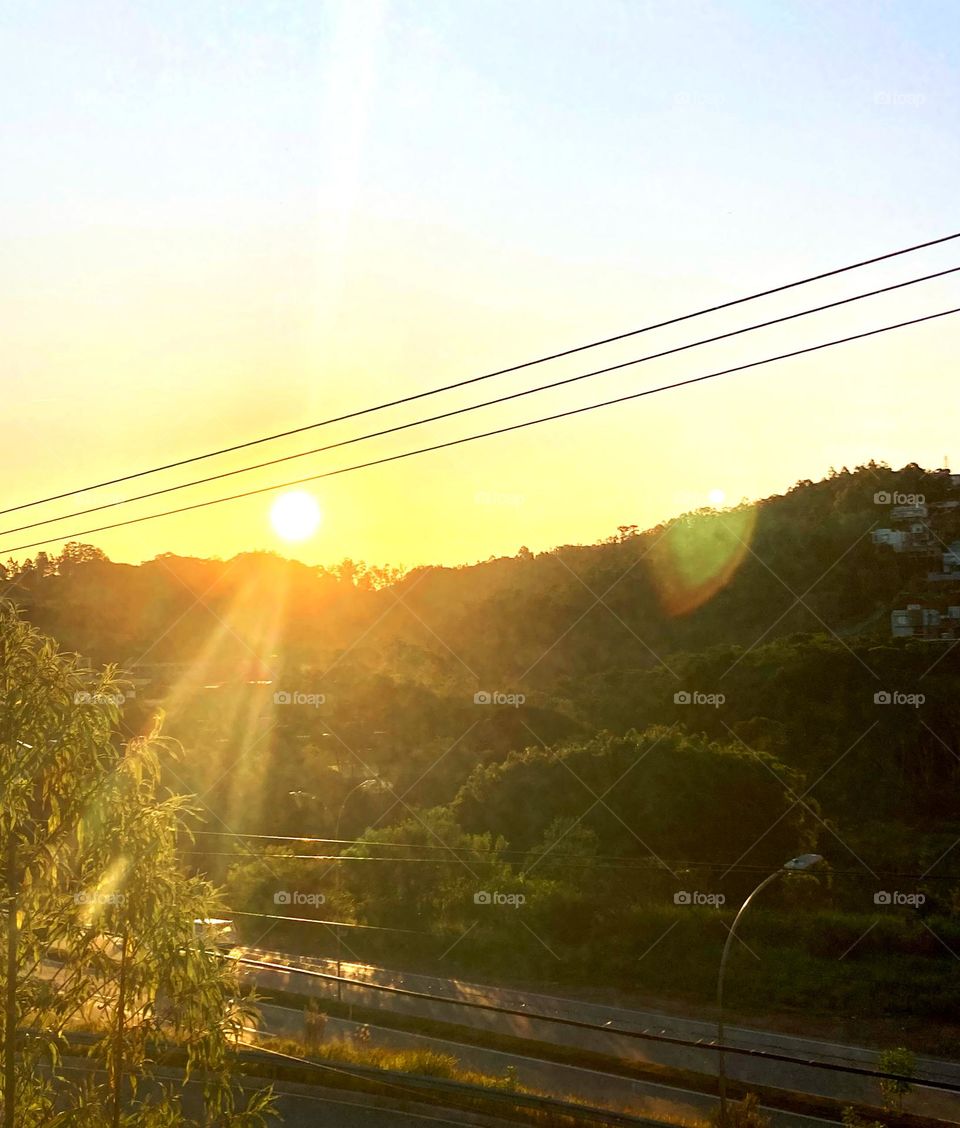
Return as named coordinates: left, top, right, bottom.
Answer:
left=0, top=601, right=273, bottom=1126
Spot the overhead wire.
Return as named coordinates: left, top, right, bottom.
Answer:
left=5, top=227, right=958, bottom=520
left=3, top=303, right=958, bottom=557
left=5, top=263, right=957, bottom=541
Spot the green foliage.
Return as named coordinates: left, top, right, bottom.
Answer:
left=452, top=727, right=814, bottom=863
left=7, top=463, right=960, bottom=1032
left=878, top=1046, right=915, bottom=1113
left=270, top=1035, right=466, bottom=1077
left=9, top=465, right=960, bottom=870
left=0, top=601, right=274, bottom=1125
left=841, top=1106, right=886, bottom=1128
left=710, top=1092, right=770, bottom=1128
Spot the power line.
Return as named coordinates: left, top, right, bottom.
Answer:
left=237, top=1030, right=439, bottom=1106
left=230, top=954, right=960, bottom=1093
left=237, top=1033, right=651, bottom=1126
left=227, top=909, right=426, bottom=934
left=191, top=849, right=679, bottom=868
left=3, top=229, right=959, bottom=521
left=190, top=849, right=722, bottom=871
left=187, top=833, right=959, bottom=879
left=2, top=303, right=958, bottom=558
left=191, top=851, right=959, bottom=879
left=6, top=263, right=957, bottom=540
left=191, top=828, right=756, bottom=867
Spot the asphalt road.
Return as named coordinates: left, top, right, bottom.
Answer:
left=56, top=1058, right=502, bottom=1127
left=255, top=1086, right=503, bottom=1127
left=37, top=947, right=959, bottom=1123
left=251, top=1000, right=835, bottom=1128
left=239, top=947, right=960, bottom=1122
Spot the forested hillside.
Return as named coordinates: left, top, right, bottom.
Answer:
left=6, top=462, right=960, bottom=1024
left=6, top=462, right=956, bottom=677
left=5, top=462, right=959, bottom=850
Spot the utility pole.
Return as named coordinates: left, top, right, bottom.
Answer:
left=716, top=854, right=822, bottom=1128
left=111, top=931, right=128, bottom=1128
left=3, top=832, right=18, bottom=1128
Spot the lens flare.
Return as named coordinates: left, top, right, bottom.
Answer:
left=645, top=505, right=757, bottom=617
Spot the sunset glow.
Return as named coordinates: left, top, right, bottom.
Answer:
left=269, top=491, right=323, bottom=543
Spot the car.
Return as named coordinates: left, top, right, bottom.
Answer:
left=192, top=918, right=239, bottom=952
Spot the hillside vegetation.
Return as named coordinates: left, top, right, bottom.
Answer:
left=6, top=462, right=960, bottom=1027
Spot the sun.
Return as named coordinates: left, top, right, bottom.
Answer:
left=269, top=491, right=323, bottom=542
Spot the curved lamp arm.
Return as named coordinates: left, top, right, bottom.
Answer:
left=716, top=853, right=822, bottom=1127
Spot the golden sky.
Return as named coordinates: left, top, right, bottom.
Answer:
left=3, top=1, right=958, bottom=569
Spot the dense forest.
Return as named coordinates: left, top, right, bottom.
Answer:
left=6, top=462, right=960, bottom=1029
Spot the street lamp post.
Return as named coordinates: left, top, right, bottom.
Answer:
left=716, top=853, right=822, bottom=1127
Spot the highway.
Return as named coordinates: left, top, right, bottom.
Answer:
left=250, top=1000, right=836, bottom=1128
left=237, top=947, right=960, bottom=1122
left=35, top=946, right=960, bottom=1123
left=56, top=1057, right=516, bottom=1127
left=268, top=1092, right=491, bottom=1127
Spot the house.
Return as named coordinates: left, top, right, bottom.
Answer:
left=891, top=604, right=960, bottom=639
left=872, top=524, right=936, bottom=554
left=891, top=604, right=939, bottom=638
left=931, top=468, right=960, bottom=488
left=927, top=542, right=960, bottom=582
left=891, top=503, right=928, bottom=521
left=872, top=528, right=907, bottom=550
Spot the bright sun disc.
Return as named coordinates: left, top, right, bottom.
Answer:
left=270, top=491, right=323, bottom=542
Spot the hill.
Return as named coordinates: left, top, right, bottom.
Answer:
left=4, top=461, right=959, bottom=857
left=7, top=461, right=960, bottom=1024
